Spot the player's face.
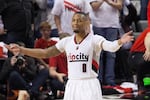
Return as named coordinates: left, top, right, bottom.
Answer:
left=72, top=14, right=86, bottom=33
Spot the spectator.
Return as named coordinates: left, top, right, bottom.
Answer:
left=140, top=0, right=149, bottom=20
left=114, top=0, right=137, bottom=81
left=128, top=0, right=150, bottom=95
left=89, top=0, right=123, bottom=86
left=33, top=0, right=59, bottom=39
left=47, top=0, right=59, bottom=37
left=148, top=0, right=150, bottom=28
left=34, top=21, right=57, bottom=68
left=49, top=33, right=70, bottom=99
left=34, top=0, right=48, bottom=31
left=128, top=29, right=150, bottom=95
left=49, top=51, right=67, bottom=99
left=0, top=16, right=6, bottom=41
left=120, top=0, right=138, bottom=32
left=51, top=0, right=91, bottom=35
left=0, top=0, right=34, bottom=49
left=5, top=12, right=134, bottom=100
left=0, top=42, right=49, bottom=99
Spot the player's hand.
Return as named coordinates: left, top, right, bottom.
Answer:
left=4, top=43, right=21, bottom=56
left=120, top=31, right=134, bottom=44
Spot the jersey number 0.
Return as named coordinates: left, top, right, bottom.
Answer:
left=82, top=63, right=86, bottom=72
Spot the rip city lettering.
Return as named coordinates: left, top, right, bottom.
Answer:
left=68, top=52, right=89, bottom=62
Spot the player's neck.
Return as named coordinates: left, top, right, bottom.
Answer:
left=75, top=32, right=88, bottom=43
left=76, top=31, right=87, bottom=37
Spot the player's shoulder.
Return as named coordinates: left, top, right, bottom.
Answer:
left=93, top=34, right=104, bottom=38
left=60, top=35, right=73, bottom=42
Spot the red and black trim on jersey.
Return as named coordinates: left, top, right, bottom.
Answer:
left=92, top=59, right=99, bottom=73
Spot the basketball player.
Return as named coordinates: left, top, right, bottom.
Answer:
left=5, top=12, right=134, bottom=100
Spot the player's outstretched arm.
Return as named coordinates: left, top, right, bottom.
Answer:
left=5, top=44, right=61, bottom=58
left=101, top=30, right=134, bottom=52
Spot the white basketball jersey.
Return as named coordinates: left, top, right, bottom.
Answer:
left=56, top=33, right=106, bottom=79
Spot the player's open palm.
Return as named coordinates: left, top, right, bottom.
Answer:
left=120, top=31, right=134, bottom=44
left=5, top=43, right=21, bottom=56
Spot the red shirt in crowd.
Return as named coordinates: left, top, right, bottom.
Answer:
left=49, top=53, right=68, bottom=75
left=130, top=1, right=150, bottom=52
left=130, top=28, right=150, bottom=52
left=34, top=38, right=57, bottom=63
left=148, top=1, right=150, bottom=27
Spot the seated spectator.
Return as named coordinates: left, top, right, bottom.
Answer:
left=128, top=0, right=150, bottom=95
left=34, top=21, right=57, bottom=68
left=140, top=0, right=149, bottom=20
left=0, top=42, right=49, bottom=99
left=128, top=28, right=150, bottom=95
left=49, top=33, right=70, bottom=99
left=49, top=52, right=67, bottom=99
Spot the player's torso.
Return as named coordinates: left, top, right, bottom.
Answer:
left=65, top=34, right=97, bottom=79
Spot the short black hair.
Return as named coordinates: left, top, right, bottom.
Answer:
left=73, top=12, right=89, bottom=21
